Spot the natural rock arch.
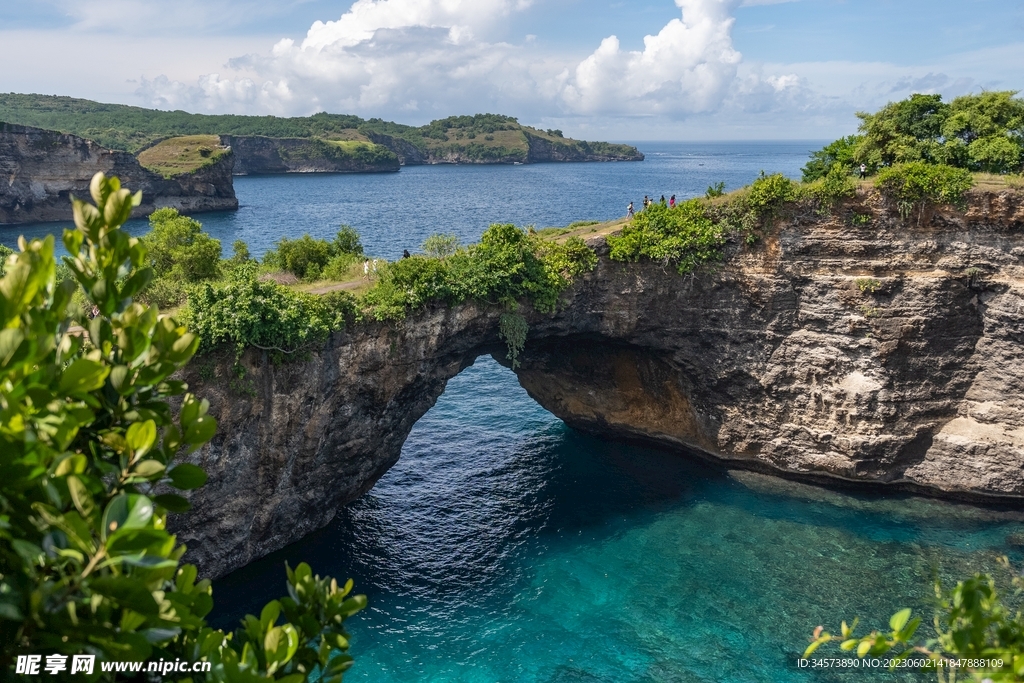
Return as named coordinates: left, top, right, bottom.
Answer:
left=174, top=197, right=1024, bottom=578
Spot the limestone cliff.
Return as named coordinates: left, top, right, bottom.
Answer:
left=364, top=129, right=643, bottom=165
left=173, top=189, right=1024, bottom=578
left=0, top=123, right=237, bottom=225
left=523, top=131, right=646, bottom=162
left=221, top=135, right=400, bottom=175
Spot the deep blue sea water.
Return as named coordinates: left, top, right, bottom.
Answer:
left=7, top=142, right=1023, bottom=681
left=3, top=141, right=820, bottom=259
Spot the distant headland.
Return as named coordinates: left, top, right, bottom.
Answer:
left=0, top=94, right=643, bottom=224
left=0, top=93, right=643, bottom=170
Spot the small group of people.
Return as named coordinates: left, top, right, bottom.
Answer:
left=362, top=249, right=412, bottom=278
left=627, top=194, right=676, bottom=218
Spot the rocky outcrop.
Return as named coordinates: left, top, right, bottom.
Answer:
left=360, top=130, right=427, bottom=166
left=523, top=131, right=645, bottom=162
left=221, top=135, right=400, bottom=175
left=174, top=190, right=1024, bottom=578
left=0, top=123, right=237, bottom=224
left=363, top=130, right=643, bottom=165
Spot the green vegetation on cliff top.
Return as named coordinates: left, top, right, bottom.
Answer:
left=0, top=94, right=639, bottom=161
left=803, top=91, right=1024, bottom=181
left=136, top=135, right=230, bottom=178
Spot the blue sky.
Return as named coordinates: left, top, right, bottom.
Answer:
left=1, top=0, right=1022, bottom=140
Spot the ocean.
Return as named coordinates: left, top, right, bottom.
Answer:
left=5, top=141, right=820, bottom=259
left=8, top=141, right=1022, bottom=682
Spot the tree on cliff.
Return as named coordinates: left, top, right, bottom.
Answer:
left=0, top=173, right=365, bottom=681
left=803, top=91, right=1024, bottom=181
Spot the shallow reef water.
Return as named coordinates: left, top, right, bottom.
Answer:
left=214, top=357, right=1024, bottom=683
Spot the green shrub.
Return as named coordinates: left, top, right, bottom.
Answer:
left=802, top=135, right=863, bottom=182
left=0, top=173, right=364, bottom=682
left=333, top=226, right=364, bottom=257
left=231, top=239, right=251, bottom=262
left=321, top=252, right=362, bottom=281
left=421, top=233, right=460, bottom=259
left=451, top=223, right=557, bottom=311
left=0, top=243, right=12, bottom=276
left=361, top=256, right=456, bottom=320
left=874, top=162, right=974, bottom=218
left=808, top=165, right=856, bottom=212
left=264, top=228, right=365, bottom=281
left=142, top=276, right=188, bottom=308
left=143, top=208, right=222, bottom=282
left=607, top=200, right=725, bottom=274
left=747, top=172, right=797, bottom=215
left=362, top=225, right=597, bottom=321
left=536, top=236, right=599, bottom=284
left=855, top=277, right=882, bottom=293
left=265, top=235, right=333, bottom=280
left=705, top=181, right=726, bottom=198
left=184, top=263, right=357, bottom=355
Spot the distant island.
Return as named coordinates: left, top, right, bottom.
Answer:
left=0, top=94, right=644, bottom=173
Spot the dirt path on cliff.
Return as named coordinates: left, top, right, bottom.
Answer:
left=307, top=280, right=366, bottom=295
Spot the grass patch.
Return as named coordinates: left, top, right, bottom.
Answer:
left=534, top=227, right=571, bottom=237
left=325, top=139, right=381, bottom=153
left=535, top=221, right=600, bottom=238
left=137, top=135, right=228, bottom=178
left=972, top=173, right=1024, bottom=191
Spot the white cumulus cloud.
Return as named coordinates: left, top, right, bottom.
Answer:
left=299, top=0, right=533, bottom=50
left=136, top=0, right=779, bottom=123
left=561, top=0, right=743, bottom=116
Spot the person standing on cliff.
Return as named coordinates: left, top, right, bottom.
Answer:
left=660, top=195, right=666, bottom=206
left=363, top=259, right=370, bottom=279
left=669, top=195, right=676, bottom=208
left=627, top=202, right=634, bottom=218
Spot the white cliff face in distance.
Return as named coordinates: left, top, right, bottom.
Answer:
left=0, top=123, right=238, bottom=225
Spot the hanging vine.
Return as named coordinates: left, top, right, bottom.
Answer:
left=499, top=312, right=529, bottom=369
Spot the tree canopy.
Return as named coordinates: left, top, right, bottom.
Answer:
left=803, top=91, right=1024, bottom=181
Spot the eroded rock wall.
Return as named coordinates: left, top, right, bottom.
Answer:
left=0, top=123, right=237, bottom=224
left=221, top=135, right=400, bottom=174
left=175, top=190, right=1024, bottom=578
left=523, top=131, right=646, bottom=162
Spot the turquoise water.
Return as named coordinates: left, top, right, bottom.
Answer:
left=213, top=358, right=1024, bottom=683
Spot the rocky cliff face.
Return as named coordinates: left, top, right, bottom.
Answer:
left=364, top=130, right=643, bottom=165
left=174, top=190, right=1024, bottom=578
left=360, top=131, right=427, bottom=166
left=221, top=135, right=400, bottom=175
left=0, top=123, right=237, bottom=224
left=523, top=131, right=646, bottom=162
